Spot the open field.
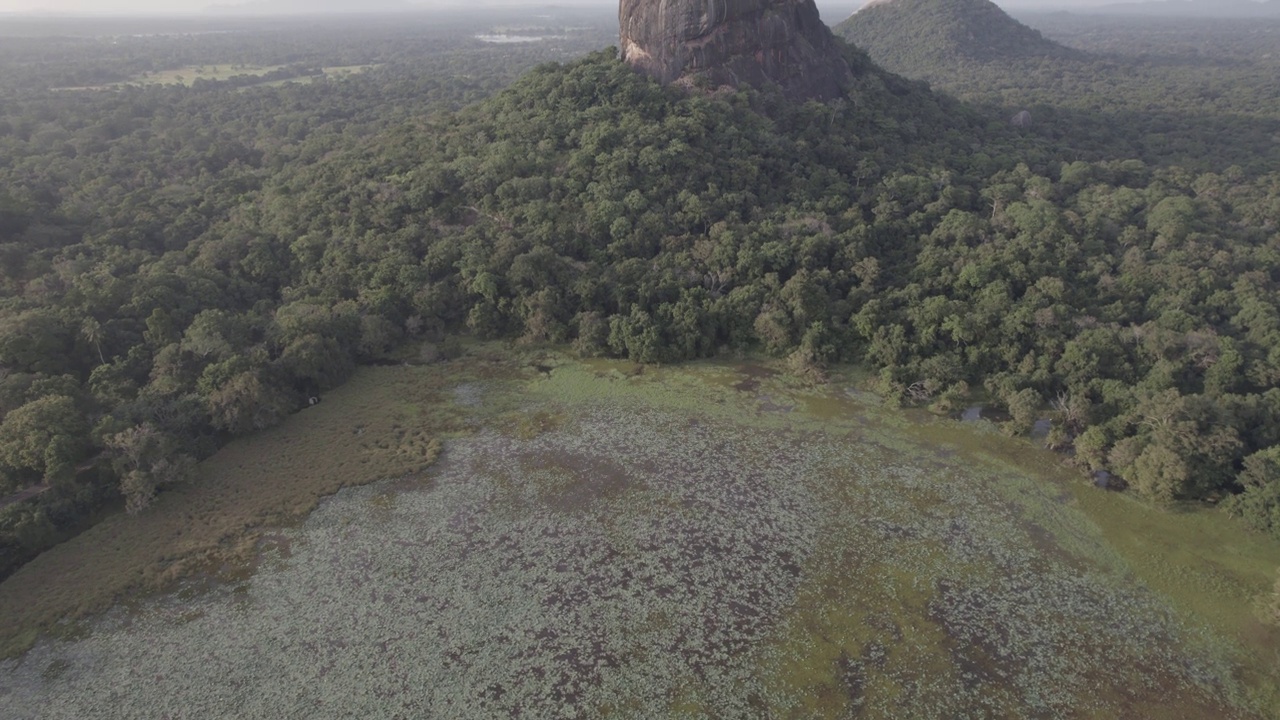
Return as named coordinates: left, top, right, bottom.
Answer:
left=56, top=64, right=380, bottom=91
left=248, top=65, right=382, bottom=88
left=131, top=63, right=283, bottom=85
left=0, top=349, right=1277, bottom=717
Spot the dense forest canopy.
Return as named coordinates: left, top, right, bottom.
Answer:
left=836, top=7, right=1280, bottom=174
left=1, top=9, right=1279, bottom=582
left=0, top=10, right=617, bottom=574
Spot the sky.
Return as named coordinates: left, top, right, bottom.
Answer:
left=0, top=0, right=1254, bottom=14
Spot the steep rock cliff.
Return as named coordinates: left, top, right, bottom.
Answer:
left=619, top=0, right=853, bottom=101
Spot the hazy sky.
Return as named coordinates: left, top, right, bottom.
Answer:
left=0, top=0, right=1259, bottom=13
left=0, top=0, right=1245, bottom=14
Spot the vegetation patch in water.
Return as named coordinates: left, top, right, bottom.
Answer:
left=0, top=355, right=1275, bottom=718
left=0, top=356, right=517, bottom=659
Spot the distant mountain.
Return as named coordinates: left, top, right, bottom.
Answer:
left=1082, top=0, right=1280, bottom=18
left=205, top=0, right=416, bottom=15
left=835, top=0, right=1080, bottom=72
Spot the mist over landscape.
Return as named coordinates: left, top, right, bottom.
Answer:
left=0, top=0, right=1278, bottom=717
left=3, top=0, right=1279, bottom=16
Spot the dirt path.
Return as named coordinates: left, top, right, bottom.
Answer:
left=0, top=485, right=48, bottom=511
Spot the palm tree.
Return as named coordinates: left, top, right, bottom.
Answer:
left=81, top=317, right=104, bottom=365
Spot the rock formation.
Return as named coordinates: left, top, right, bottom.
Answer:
left=619, top=0, right=853, bottom=101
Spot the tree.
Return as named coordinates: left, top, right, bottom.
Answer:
left=753, top=304, right=794, bottom=355
left=1004, top=388, right=1041, bottom=436
left=572, top=311, right=609, bottom=357
left=0, top=309, right=74, bottom=375
left=1224, top=447, right=1280, bottom=539
left=357, top=315, right=401, bottom=359
left=1127, top=441, right=1190, bottom=504
left=0, top=395, right=88, bottom=489
left=181, top=310, right=244, bottom=361
left=87, top=360, right=139, bottom=407
left=1072, top=425, right=1111, bottom=471
left=105, top=423, right=196, bottom=514
left=144, top=308, right=179, bottom=348
left=80, top=317, right=105, bottom=365
left=608, top=307, right=664, bottom=364
left=277, top=334, right=354, bottom=391
left=206, top=369, right=293, bottom=436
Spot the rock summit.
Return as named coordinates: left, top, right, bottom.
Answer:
left=619, top=0, right=853, bottom=101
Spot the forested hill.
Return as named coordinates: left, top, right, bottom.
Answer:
left=262, top=50, right=1280, bottom=533
left=1, top=25, right=1280, bottom=581
left=835, top=0, right=1080, bottom=69
left=835, top=7, right=1280, bottom=178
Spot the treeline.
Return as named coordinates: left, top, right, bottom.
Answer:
left=0, top=17, right=613, bottom=576
left=1, top=36, right=1278, bottom=578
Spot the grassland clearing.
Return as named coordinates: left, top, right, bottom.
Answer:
left=55, top=63, right=380, bottom=91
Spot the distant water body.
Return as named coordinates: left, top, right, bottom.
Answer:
left=474, top=34, right=562, bottom=44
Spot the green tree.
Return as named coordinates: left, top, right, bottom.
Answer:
left=1224, top=447, right=1280, bottom=539
left=277, top=334, right=354, bottom=391
left=105, top=423, right=196, bottom=514
left=1004, top=388, right=1041, bottom=436
left=80, top=317, right=105, bottom=365
left=0, top=395, right=88, bottom=488
left=206, top=369, right=293, bottom=436
left=0, top=309, right=73, bottom=375
left=181, top=310, right=245, bottom=361
left=1125, top=441, right=1190, bottom=504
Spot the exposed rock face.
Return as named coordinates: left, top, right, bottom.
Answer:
left=619, top=0, right=853, bottom=101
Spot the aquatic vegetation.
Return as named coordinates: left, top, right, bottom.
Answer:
left=0, top=364, right=467, bottom=659
left=0, top=357, right=1274, bottom=718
